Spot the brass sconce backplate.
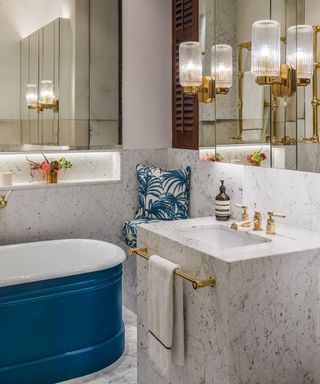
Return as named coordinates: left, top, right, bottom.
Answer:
left=256, top=64, right=297, bottom=98
left=183, top=76, right=215, bottom=103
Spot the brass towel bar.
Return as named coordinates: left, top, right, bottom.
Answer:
left=128, top=247, right=216, bottom=290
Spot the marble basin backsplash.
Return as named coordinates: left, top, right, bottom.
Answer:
left=168, top=148, right=320, bottom=234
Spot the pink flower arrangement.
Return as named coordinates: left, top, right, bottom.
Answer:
left=247, top=148, right=267, bottom=166
left=201, top=153, right=224, bottom=162
left=27, top=154, right=72, bottom=176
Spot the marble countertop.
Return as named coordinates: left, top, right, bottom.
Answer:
left=138, top=217, right=320, bottom=263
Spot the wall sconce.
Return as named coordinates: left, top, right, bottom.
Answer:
left=26, top=80, right=59, bottom=113
left=211, top=44, right=233, bottom=94
left=179, top=41, right=214, bottom=103
left=39, top=80, right=59, bottom=113
left=26, top=84, right=38, bottom=110
left=179, top=41, right=232, bottom=103
left=251, top=20, right=296, bottom=98
left=286, top=25, right=313, bottom=86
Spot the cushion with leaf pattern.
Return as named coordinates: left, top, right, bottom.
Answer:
left=135, top=164, right=191, bottom=221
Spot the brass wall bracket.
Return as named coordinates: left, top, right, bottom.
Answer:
left=28, top=99, right=59, bottom=114
left=183, top=76, right=215, bottom=104
left=256, top=64, right=297, bottom=98
left=128, top=247, right=216, bottom=290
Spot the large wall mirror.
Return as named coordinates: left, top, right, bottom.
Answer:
left=199, top=0, right=320, bottom=173
left=0, top=0, right=121, bottom=152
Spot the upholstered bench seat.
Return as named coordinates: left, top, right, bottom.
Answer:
left=122, top=163, right=191, bottom=249
left=122, top=219, right=159, bottom=248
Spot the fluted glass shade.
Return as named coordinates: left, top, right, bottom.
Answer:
left=251, top=20, right=281, bottom=77
left=40, top=80, right=54, bottom=104
left=179, top=42, right=202, bottom=87
left=287, top=25, right=313, bottom=79
left=211, top=44, right=233, bottom=88
left=26, top=84, right=38, bottom=105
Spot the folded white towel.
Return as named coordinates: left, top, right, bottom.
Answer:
left=148, top=255, right=184, bottom=376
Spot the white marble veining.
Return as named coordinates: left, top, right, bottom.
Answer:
left=136, top=218, right=320, bottom=384
left=60, top=306, right=137, bottom=384
left=2, top=146, right=320, bottom=316
left=0, top=149, right=168, bottom=312
left=167, top=148, right=320, bottom=233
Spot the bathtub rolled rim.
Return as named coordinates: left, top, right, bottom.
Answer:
left=0, top=239, right=126, bottom=288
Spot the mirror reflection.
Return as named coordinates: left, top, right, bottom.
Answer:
left=0, top=0, right=121, bottom=151
left=196, top=0, right=320, bottom=173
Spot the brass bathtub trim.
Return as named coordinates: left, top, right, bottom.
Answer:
left=128, top=247, right=216, bottom=290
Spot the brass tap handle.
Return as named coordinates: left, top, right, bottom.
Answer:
left=0, top=190, right=13, bottom=209
left=253, top=211, right=263, bottom=231
left=234, top=203, right=250, bottom=227
left=0, top=196, right=8, bottom=209
left=266, top=211, right=286, bottom=235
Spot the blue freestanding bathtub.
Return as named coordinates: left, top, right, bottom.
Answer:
left=0, top=239, right=126, bottom=384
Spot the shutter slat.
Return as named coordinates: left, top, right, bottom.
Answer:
left=172, top=0, right=199, bottom=148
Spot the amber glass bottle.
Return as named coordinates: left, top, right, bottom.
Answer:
left=215, top=180, right=230, bottom=221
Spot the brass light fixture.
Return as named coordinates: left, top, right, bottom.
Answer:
left=39, top=80, right=59, bottom=113
left=179, top=41, right=233, bottom=103
left=26, top=80, right=59, bottom=113
left=251, top=20, right=297, bottom=99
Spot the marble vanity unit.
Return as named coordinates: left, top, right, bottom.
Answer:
left=136, top=217, right=320, bottom=384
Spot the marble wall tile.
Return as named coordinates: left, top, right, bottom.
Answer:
left=0, top=149, right=168, bottom=313
left=168, top=148, right=320, bottom=233
left=167, top=148, right=243, bottom=220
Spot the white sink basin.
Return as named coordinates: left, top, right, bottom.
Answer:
left=178, top=225, right=270, bottom=249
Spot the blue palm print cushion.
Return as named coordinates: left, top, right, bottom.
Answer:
left=135, top=164, right=191, bottom=220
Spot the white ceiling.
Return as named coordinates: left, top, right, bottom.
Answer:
left=0, top=0, right=67, bottom=38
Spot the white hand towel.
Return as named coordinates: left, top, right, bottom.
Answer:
left=148, top=255, right=184, bottom=376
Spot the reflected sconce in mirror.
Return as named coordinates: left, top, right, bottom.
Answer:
left=286, top=25, right=313, bottom=86
left=251, top=20, right=297, bottom=98
left=26, top=80, right=59, bottom=113
left=26, top=84, right=38, bottom=110
left=179, top=41, right=233, bottom=103
left=39, top=80, right=59, bottom=113
left=211, top=44, right=233, bottom=94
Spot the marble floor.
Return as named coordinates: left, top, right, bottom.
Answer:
left=60, top=306, right=137, bottom=384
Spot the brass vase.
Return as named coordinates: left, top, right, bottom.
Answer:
left=47, top=171, right=58, bottom=184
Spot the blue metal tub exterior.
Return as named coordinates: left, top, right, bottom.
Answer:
left=0, top=240, right=126, bottom=384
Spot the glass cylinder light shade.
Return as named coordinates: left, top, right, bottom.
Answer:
left=287, top=25, right=313, bottom=79
left=251, top=20, right=281, bottom=77
left=40, top=80, right=54, bottom=104
left=179, top=42, right=202, bottom=87
left=211, top=44, right=233, bottom=88
left=26, top=84, right=38, bottom=105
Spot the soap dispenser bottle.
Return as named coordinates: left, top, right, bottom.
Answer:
left=215, top=180, right=230, bottom=221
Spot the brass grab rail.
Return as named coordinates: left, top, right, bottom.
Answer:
left=128, top=247, right=216, bottom=290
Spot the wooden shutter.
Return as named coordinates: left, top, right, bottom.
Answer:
left=172, top=0, right=199, bottom=149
